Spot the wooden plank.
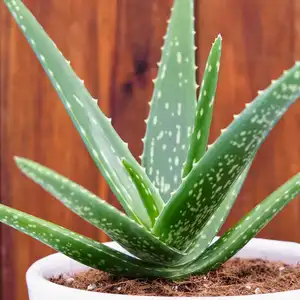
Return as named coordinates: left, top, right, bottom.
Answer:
left=196, top=0, right=300, bottom=241
left=1, top=2, right=16, bottom=299
left=288, top=0, right=300, bottom=240
left=0, top=0, right=111, bottom=299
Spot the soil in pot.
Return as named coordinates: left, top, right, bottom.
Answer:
left=51, top=258, right=300, bottom=297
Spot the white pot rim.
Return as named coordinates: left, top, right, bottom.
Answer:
left=26, top=238, right=300, bottom=299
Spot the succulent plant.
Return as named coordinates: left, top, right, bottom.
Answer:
left=1, top=0, right=299, bottom=280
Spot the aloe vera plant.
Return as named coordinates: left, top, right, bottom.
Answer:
left=1, top=0, right=299, bottom=280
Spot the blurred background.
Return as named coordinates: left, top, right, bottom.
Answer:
left=0, top=0, right=299, bottom=299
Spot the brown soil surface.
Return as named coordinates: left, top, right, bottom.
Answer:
left=50, top=258, right=300, bottom=297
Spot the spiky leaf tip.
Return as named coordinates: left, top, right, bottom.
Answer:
left=142, top=0, right=197, bottom=201
left=183, top=34, right=222, bottom=177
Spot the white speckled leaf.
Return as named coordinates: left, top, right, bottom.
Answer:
left=171, top=173, right=300, bottom=278
left=5, top=0, right=164, bottom=229
left=15, top=157, right=184, bottom=265
left=153, top=63, right=300, bottom=251
left=142, top=0, right=197, bottom=201
left=183, top=35, right=222, bottom=177
left=0, top=204, right=176, bottom=278
left=175, top=162, right=252, bottom=265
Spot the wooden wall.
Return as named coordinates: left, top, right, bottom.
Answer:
left=1, top=0, right=299, bottom=299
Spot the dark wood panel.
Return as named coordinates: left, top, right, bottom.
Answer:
left=109, top=0, right=173, bottom=207
left=0, top=0, right=11, bottom=298
left=0, top=1, right=299, bottom=300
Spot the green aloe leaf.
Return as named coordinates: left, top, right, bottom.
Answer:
left=175, top=162, right=252, bottom=265
left=153, top=63, right=300, bottom=251
left=142, top=0, right=197, bottom=201
left=0, top=204, right=176, bottom=278
left=4, top=0, right=164, bottom=229
left=174, top=172, right=300, bottom=278
left=15, top=157, right=184, bottom=265
left=122, top=159, right=161, bottom=226
left=183, top=35, right=222, bottom=177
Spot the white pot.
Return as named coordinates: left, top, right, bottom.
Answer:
left=26, top=238, right=300, bottom=300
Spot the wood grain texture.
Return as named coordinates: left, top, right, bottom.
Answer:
left=0, top=1, right=299, bottom=300
left=196, top=0, right=300, bottom=241
left=0, top=1, right=111, bottom=299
